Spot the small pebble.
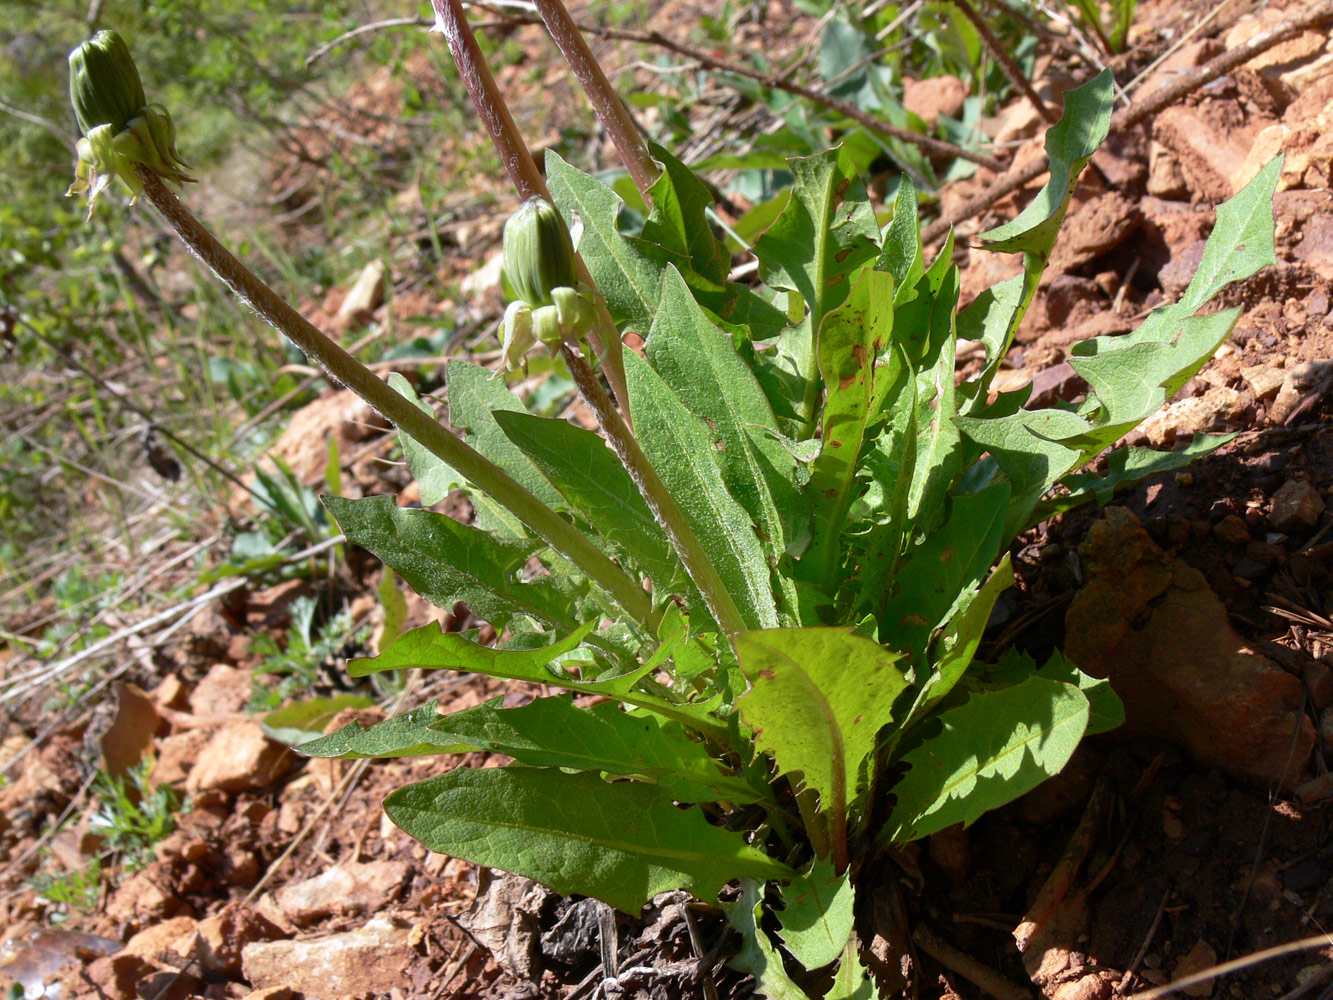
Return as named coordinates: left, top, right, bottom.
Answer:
left=1270, top=480, right=1325, bottom=533
left=1214, top=514, right=1251, bottom=545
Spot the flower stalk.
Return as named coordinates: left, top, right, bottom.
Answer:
left=427, top=0, right=629, bottom=419
left=529, top=0, right=660, bottom=200
left=131, top=167, right=652, bottom=625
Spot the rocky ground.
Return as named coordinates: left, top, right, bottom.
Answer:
left=3, top=0, right=1333, bottom=998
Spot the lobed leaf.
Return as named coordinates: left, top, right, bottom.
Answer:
left=736, top=628, right=908, bottom=842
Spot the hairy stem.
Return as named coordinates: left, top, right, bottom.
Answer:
left=559, top=339, right=747, bottom=639
left=136, top=168, right=651, bottom=624
left=531, top=0, right=659, bottom=199
left=427, top=0, right=630, bottom=421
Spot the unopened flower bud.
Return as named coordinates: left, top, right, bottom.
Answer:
left=69, top=30, right=146, bottom=135
left=66, top=31, right=194, bottom=216
left=502, top=197, right=577, bottom=308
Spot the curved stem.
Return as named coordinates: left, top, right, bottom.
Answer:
left=531, top=0, right=659, bottom=200
left=135, top=168, right=651, bottom=625
left=558, top=340, right=746, bottom=639
left=428, top=0, right=630, bottom=421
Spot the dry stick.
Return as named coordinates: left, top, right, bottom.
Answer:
left=912, top=923, right=1033, bottom=1000
left=134, top=168, right=650, bottom=625
left=531, top=0, right=659, bottom=199
left=921, top=0, right=1333, bottom=245
left=426, top=0, right=630, bottom=419
left=950, top=0, right=1058, bottom=124
left=1124, top=933, right=1333, bottom=1000
left=471, top=2, right=1003, bottom=171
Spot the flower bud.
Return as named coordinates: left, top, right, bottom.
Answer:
left=502, top=197, right=577, bottom=308
left=66, top=32, right=194, bottom=216
left=69, top=30, right=147, bottom=136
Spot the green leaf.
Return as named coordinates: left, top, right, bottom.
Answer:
left=643, top=142, right=730, bottom=287
left=625, top=350, right=779, bottom=630
left=298, top=701, right=469, bottom=758
left=261, top=693, right=375, bottom=746
left=645, top=268, right=795, bottom=575
left=725, top=880, right=812, bottom=1000
left=323, top=495, right=574, bottom=631
left=804, top=268, right=896, bottom=590
left=902, top=556, right=1015, bottom=735
left=1070, top=310, right=1239, bottom=440
left=425, top=695, right=764, bottom=804
left=882, top=482, right=1010, bottom=657
left=1158, top=156, right=1281, bottom=324
left=1029, top=434, right=1234, bottom=524
left=979, top=70, right=1114, bottom=254
left=445, top=360, right=563, bottom=511
left=956, top=275, right=1024, bottom=412
left=754, top=147, right=880, bottom=335
left=1034, top=652, right=1124, bottom=735
left=877, top=178, right=922, bottom=295
left=976, top=70, right=1113, bottom=357
left=348, top=619, right=596, bottom=678
left=547, top=151, right=667, bottom=334
left=828, top=936, right=874, bottom=1000
left=353, top=620, right=734, bottom=744
left=952, top=408, right=1091, bottom=535
left=388, top=373, right=460, bottom=506
left=882, top=676, right=1090, bottom=843
left=777, top=855, right=855, bottom=970
left=378, top=567, right=407, bottom=645
left=385, top=767, right=792, bottom=912
left=736, top=628, right=908, bottom=837
left=904, top=266, right=964, bottom=527
left=492, top=409, right=685, bottom=593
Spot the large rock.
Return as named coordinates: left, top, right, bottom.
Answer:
left=273, top=860, right=411, bottom=927
left=241, top=916, right=414, bottom=995
left=1065, top=508, right=1313, bottom=789
left=187, top=720, right=289, bottom=793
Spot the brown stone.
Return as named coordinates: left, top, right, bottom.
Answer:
left=1138, top=386, right=1244, bottom=447
left=100, top=683, right=162, bottom=780
left=1269, top=479, right=1326, bottom=533
left=274, top=860, right=412, bottom=927
left=1213, top=515, right=1251, bottom=546
left=902, top=75, right=967, bottom=127
left=241, top=916, right=414, bottom=995
left=153, top=729, right=210, bottom=787
left=120, top=915, right=199, bottom=965
left=188, top=664, right=253, bottom=717
left=104, top=867, right=182, bottom=929
left=1172, top=938, right=1218, bottom=997
left=187, top=721, right=289, bottom=794
left=196, top=903, right=288, bottom=977
left=1065, top=508, right=1313, bottom=789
